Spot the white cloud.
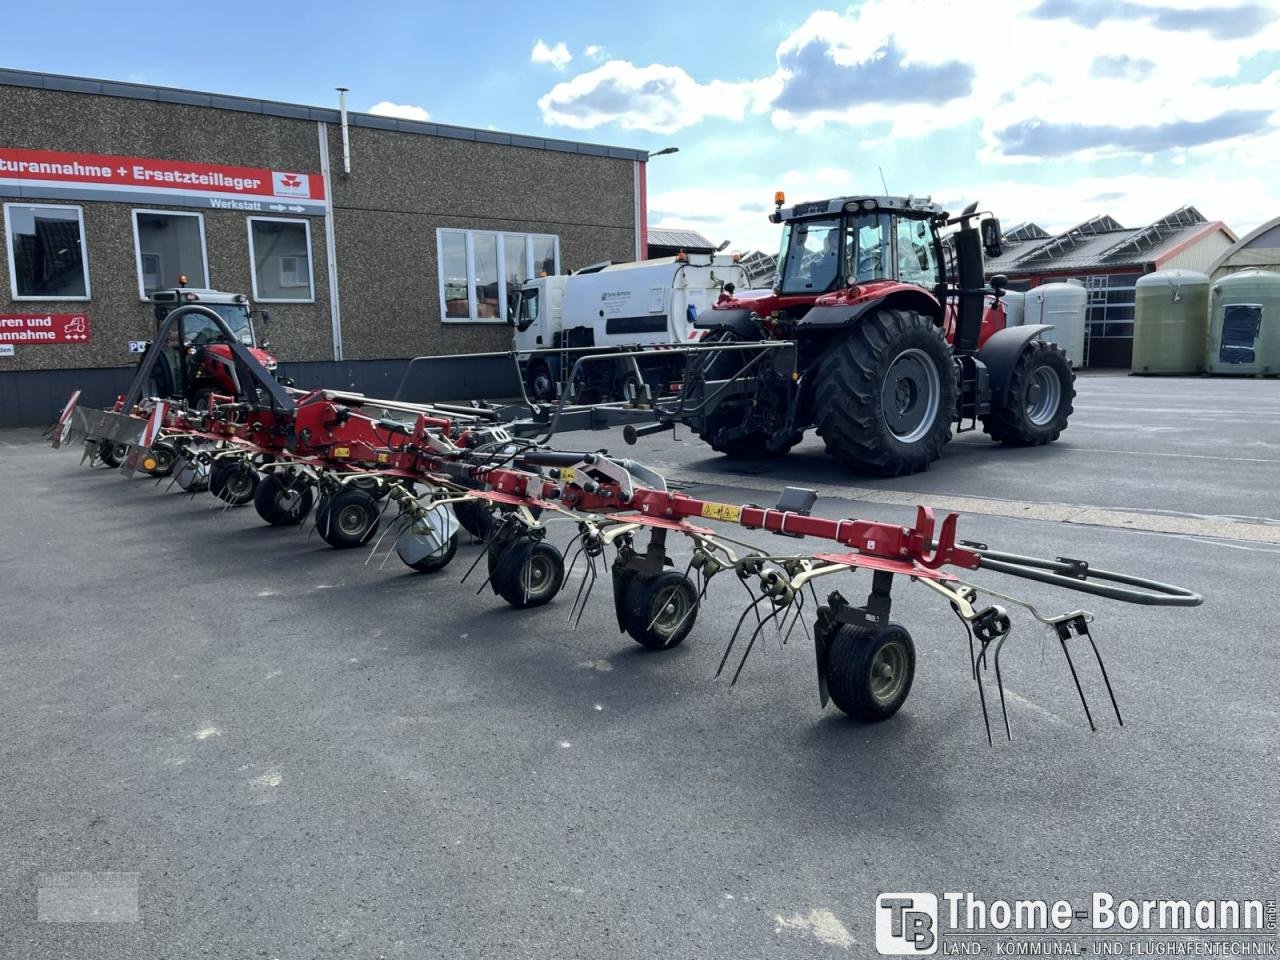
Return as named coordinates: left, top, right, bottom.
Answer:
left=368, top=100, right=430, bottom=122
left=531, top=39, right=573, bottom=71
left=584, top=44, right=606, bottom=60
left=538, top=60, right=763, bottom=134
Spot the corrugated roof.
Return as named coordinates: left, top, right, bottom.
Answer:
left=0, top=67, right=649, bottom=162
left=648, top=227, right=715, bottom=249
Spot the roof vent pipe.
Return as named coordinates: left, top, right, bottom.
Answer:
left=336, top=87, right=351, bottom=176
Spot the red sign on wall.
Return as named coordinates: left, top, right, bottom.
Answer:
left=0, top=313, right=92, bottom=344
left=0, top=148, right=326, bottom=216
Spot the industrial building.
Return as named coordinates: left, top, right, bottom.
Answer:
left=986, top=207, right=1236, bottom=367
left=0, top=68, right=648, bottom=426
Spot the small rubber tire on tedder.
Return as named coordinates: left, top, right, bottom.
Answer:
left=315, top=487, right=382, bottom=549
left=454, top=498, right=494, bottom=540
left=622, top=570, right=699, bottom=650
left=97, top=440, right=129, bottom=469
left=982, top=339, right=1075, bottom=446
left=253, top=473, right=316, bottom=527
left=825, top=622, right=916, bottom=722
left=489, top=537, right=565, bottom=608
left=209, top=458, right=259, bottom=506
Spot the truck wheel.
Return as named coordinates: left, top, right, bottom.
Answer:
left=813, top=308, right=955, bottom=476
left=622, top=571, right=699, bottom=649
left=527, top=362, right=556, bottom=402
left=315, top=487, right=381, bottom=548
left=825, top=623, right=915, bottom=722
left=982, top=340, right=1074, bottom=446
left=209, top=459, right=259, bottom=506
left=253, top=473, right=315, bottom=526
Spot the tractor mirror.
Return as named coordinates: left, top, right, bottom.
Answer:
left=990, top=274, right=1009, bottom=295
left=981, top=218, right=1003, bottom=259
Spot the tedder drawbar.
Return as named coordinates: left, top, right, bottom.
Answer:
left=49, top=304, right=1201, bottom=742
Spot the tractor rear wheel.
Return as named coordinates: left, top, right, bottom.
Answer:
left=812, top=308, right=955, bottom=476
left=254, top=473, right=316, bottom=526
left=825, top=623, right=916, bottom=722
left=981, top=340, right=1074, bottom=446
left=622, top=571, right=699, bottom=649
left=209, top=459, right=259, bottom=505
left=316, top=487, right=381, bottom=548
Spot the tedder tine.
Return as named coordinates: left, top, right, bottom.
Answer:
left=715, top=593, right=771, bottom=680
left=1084, top=626, right=1124, bottom=727
left=729, top=603, right=788, bottom=687
left=992, top=624, right=1013, bottom=742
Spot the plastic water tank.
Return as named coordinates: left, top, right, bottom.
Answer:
left=1001, top=290, right=1025, bottom=328
left=1132, top=270, right=1210, bottom=374
left=1026, top=282, right=1087, bottom=367
left=1207, top=269, right=1280, bottom=375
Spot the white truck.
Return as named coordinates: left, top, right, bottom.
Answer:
left=511, top=253, right=750, bottom=401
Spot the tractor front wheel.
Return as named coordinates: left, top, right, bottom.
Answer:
left=812, top=308, right=955, bottom=476
left=254, top=473, right=316, bottom=526
left=825, top=623, right=916, bottom=722
left=982, top=340, right=1074, bottom=446
left=316, top=487, right=381, bottom=548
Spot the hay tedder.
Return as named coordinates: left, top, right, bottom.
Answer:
left=49, top=304, right=1201, bottom=740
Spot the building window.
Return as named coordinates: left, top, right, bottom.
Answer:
left=247, top=218, right=314, bottom=302
left=131, top=210, right=208, bottom=298
left=4, top=203, right=91, bottom=300
left=437, top=229, right=560, bottom=323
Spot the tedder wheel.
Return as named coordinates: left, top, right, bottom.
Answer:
left=825, top=623, right=916, bottom=722
left=454, top=498, right=494, bottom=540
left=981, top=339, right=1075, bottom=446
left=209, top=459, right=259, bottom=506
left=490, top=538, right=565, bottom=608
left=622, top=571, right=699, bottom=650
left=141, top=440, right=177, bottom=477
left=174, top=458, right=209, bottom=493
left=315, top=487, right=382, bottom=549
left=253, top=473, right=316, bottom=527
left=812, top=308, right=956, bottom=476
left=97, top=440, right=129, bottom=468
left=396, top=504, right=460, bottom=574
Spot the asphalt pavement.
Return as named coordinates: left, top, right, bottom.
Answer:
left=0, top=372, right=1276, bottom=959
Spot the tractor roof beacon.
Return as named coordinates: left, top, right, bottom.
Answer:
left=684, top=193, right=1075, bottom=476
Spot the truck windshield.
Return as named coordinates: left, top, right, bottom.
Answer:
left=777, top=218, right=841, bottom=294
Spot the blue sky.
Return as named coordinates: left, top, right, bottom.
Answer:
left=4, top=0, right=1278, bottom=251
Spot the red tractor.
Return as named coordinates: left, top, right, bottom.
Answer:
left=687, top=195, right=1073, bottom=476
left=147, top=286, right=285, bottom=410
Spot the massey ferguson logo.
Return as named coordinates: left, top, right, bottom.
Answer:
left=271, top=171, right=310, bottom=197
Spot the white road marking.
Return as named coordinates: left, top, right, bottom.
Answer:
left=1004, top=689, right=1068, bottom=726
left=193, top=726, right=221, bottom=740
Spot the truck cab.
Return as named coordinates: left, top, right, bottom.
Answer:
left=147, top=288, right=283, bottom=406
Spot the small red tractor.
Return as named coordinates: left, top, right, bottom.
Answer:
left=680, top=195, right=1073, bottom=475
left=96, top=286, right=285, bottom=467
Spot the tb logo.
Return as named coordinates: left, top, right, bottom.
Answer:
left=876, top=893, right=938, bottom=955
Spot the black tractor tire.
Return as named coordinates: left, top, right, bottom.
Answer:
left=142, top=440, right=177, bottom=477
left=622, top=571, right=699, bottom=650
left=253, top=473, right=316, bottom=526
left=490, top=539, right=565, bottom=608
left=315, top=487, right=382, bottom=549
left=209, top=459, right=259, bottom=506
left=812, top=308, right=956, bottom=476
left=403, top=531, right=459, bottom=573
left=981, top=340, right=1075, bottom=446
left=454, top=498, right=494, bottom=540
left=97, top=440, right=128, bottom=468
left=825, top=623, right=916, bottom=722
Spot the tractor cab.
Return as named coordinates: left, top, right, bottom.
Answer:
left=147, top=288, right=283, bottom=406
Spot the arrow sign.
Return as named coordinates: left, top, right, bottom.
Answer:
left=269, top=204, right=286, bottom=212
left=288, top=205, right=304, bottom=213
